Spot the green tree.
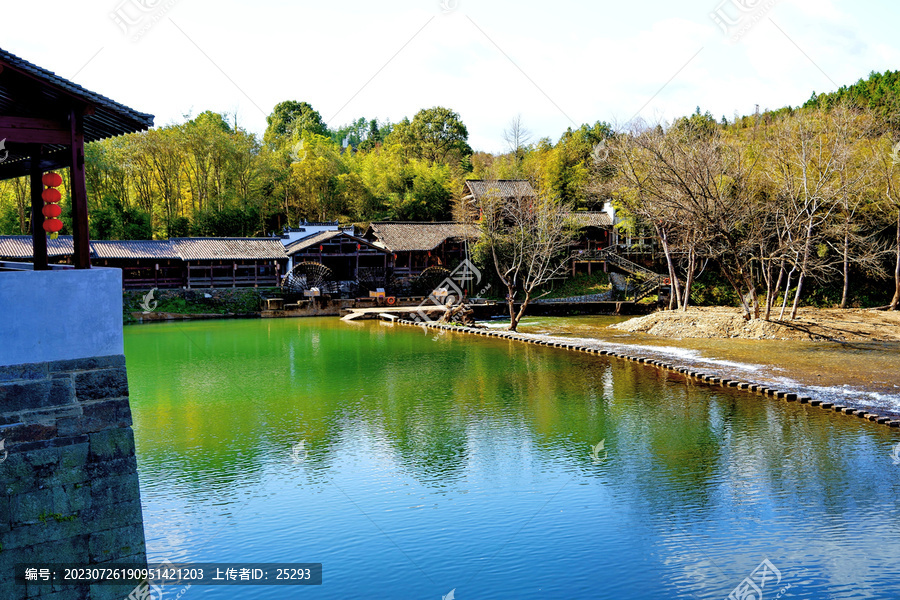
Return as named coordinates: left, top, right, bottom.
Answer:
left=264, top=101, right=328, bottom=147
left=389, top=107, right=472, bottom=165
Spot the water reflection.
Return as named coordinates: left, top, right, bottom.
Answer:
left=509, top=315, right=900, bottom=415
left=124, top=318, right=900, bottom=600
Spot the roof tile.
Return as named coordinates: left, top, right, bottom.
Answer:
left=367, top=222, right=479, bottom=252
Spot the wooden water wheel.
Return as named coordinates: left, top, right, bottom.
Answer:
left=412, top=266, right=452, bottom=296
left=281, top=262, right=335, bottom=294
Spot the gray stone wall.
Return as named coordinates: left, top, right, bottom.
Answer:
left=0, top=355, right=146, bottom=599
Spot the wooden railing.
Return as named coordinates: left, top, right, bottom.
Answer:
left=571, top=249, right=671, bottom=302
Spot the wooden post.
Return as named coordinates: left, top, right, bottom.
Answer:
left=69, top=110, right=90, bottom=269
left=232, top=261, right=236, bottom=288
left=29, top=145, right=49, bottom=270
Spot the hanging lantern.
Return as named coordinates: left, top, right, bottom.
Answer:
left=41, top=173, right=62, bottom=240
left=42, top=172, right=63, bottom=239
left=42, top=172, right=63, bottom=187
left=43, top=218, right=63, bottom=233
left=42, top=204, right=62, bottom=218
left=42, top=188, right=61, bottom=203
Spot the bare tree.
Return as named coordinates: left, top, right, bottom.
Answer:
left=607, top=119, right=762, bottom=317
left=502, top=114, right=532, bottom=155
left=476, top=186, right=576, bottom=331
left=874, top=135, right=900, bottom=310
left=502, top=114, right=533, bottom=177
left=765, top=105, right=877, bottom=318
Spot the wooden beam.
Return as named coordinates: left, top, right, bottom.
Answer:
left=0, top=151, right=71, bottom=181
left=0, top=117, right=71, bottom=145
left=29, top=145, right=48, bottom=271
left=69, top=110, right=90, bottom=269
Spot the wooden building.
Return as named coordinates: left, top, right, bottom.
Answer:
left=569, top=211, right=616, bottom=251
left=0, top=236, right=289, bottom=289
left=169, top=238, right=288, bottom=288
left=463, top=179, right=536, bottom=205
left=284, top=229, right=392, bottom=280
left=91, top=240, right=182, bottom=289
left=364, top=222, right=479, bottom=279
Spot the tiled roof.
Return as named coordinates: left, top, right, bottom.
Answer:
left=0, top=46, right=154, bottom=143
left=0, top=236, right=290, bottom=262
left=285, top=230, right=388, bottom=255
left=367, top=222, right=480, bottom=252
left=169, top=238, right=287, bottom=261
left=569, top=212, right=614, bottom=228
left=284, top=230, right=341, bottom=253
left=464, top=180, right=536, bottom=200
left=0, top=235, right=74, bottom=258
left=91, top=240, right=177, bottom=259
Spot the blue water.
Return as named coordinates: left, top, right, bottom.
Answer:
left=124, top=318, right=900, bottom=599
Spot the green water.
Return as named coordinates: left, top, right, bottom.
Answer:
left=500, top=315, right=900, bottom=415
left=124, top=317, right=900, bottom=599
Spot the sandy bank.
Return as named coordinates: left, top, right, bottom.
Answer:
left=609, top=306, right=900, bottom=342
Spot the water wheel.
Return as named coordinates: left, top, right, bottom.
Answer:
left=412, top=266, right=452, bottom=296
left=356, top=267, right=389, bottom=293
left=282, top=262, right=335, bottom=294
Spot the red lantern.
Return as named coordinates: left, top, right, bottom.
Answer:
left=43, top=218, right=63, bottom=233
left=42, top=172, right=64, bottom=237
left=42, top=204, right=62, bottom=218
left=42, top=173, right=62, bottom=187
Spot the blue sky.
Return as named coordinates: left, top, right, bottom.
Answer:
left=2, top=0, right=898, bottom=152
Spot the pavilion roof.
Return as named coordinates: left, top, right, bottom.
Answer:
left=0, top=46, right=154, bottom=179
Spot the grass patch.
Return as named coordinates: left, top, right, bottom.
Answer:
left=537, top=273, right=611, bottom=299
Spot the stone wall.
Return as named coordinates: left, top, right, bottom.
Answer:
left=0, top=355, right=146, bottom=600
left=123, top=286, right=273, bottom=318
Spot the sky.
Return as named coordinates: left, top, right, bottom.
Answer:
left=1, top=0, right=898, bottom=153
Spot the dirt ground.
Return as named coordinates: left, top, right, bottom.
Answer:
left=610, top=306, right=900, bottom=342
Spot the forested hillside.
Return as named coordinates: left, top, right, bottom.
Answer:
left=0, top=100, right=611, bottom=239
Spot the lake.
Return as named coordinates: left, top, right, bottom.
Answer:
left=124, top=317, right=900, bottom=599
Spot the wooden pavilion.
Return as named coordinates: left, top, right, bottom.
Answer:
left=0, top=47, right=154, bottom=269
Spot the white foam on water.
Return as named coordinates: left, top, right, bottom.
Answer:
left=548, top=335, right=764, bottom=372
left=611, top=342, right=763, bottom=372
left=768, top=377, right=900, bottom=412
